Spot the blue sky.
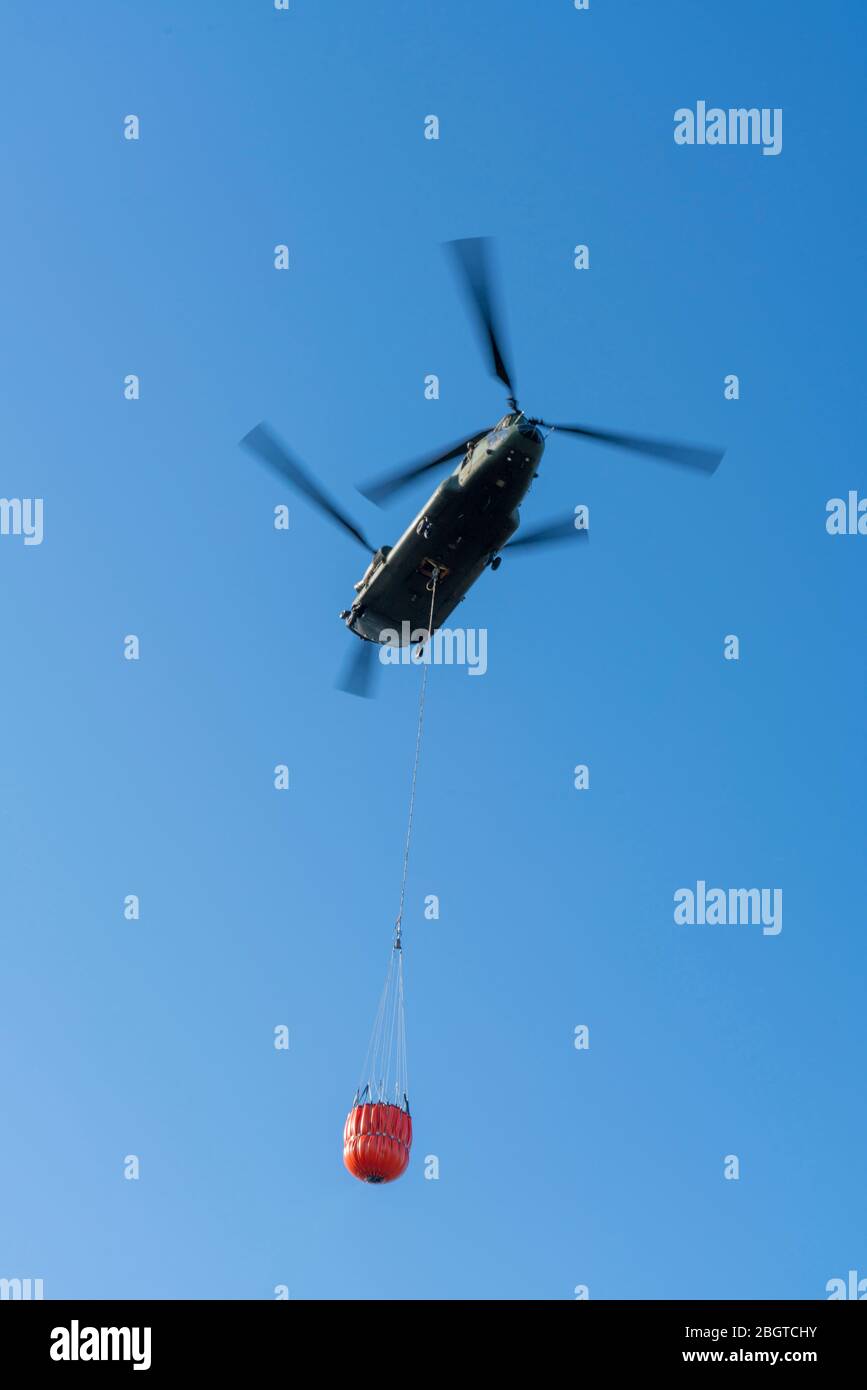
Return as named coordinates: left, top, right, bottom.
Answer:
left=1, top=0, right=864, bottom=1299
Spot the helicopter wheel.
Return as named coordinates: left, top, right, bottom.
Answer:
left=490, top=555, right=502, bottom=571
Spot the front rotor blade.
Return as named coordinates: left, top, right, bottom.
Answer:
left=505, top=517, right=590, bottom=551
left=551, top=424, right=724, bottom=475
left=336, top=638, right=379, bottom=698
left=446, top=238, right=516, bottom=400
left=241, top=422, right=374, bottom=552
left=358, top=427, right=490, bottom=506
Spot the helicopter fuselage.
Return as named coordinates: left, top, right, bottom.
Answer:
left=345, top=416, right=544, bottom=645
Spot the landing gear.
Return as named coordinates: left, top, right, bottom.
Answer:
left=490, top=555, right=502, bottom=571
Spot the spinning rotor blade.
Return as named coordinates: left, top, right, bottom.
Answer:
left=549, top=423, right=724, bottom=475
left=358, top=427, right=490, bottom=506
left=505, top=517, right=590, bottom=551
left=336, top=638, right=379, bottom=699
left=241, top=422, right=374, bottom=552
left=446, top=237, right=517, bottom=401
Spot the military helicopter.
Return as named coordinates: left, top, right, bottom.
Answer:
left=241, top=238, right=724, bottom=695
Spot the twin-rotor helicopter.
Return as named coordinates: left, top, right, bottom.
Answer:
left=241, top=238, right=724, bottom=695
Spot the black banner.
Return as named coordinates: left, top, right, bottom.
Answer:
left=1, top=1299, right=863, bottom=1375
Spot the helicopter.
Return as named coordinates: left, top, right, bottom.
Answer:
left=241, top=238, right=725, bottom=696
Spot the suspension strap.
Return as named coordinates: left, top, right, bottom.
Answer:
left=394, top=566, right=439, bottom=949
left=355, top=568, right=439, bottom=1108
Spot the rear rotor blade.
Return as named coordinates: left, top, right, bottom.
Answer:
left=505, top=517, right=590, bottom=551
left=550, top=424, right=724, bottom=475
left=336, top=638, right=379, bottom=698
left=241, top=422, right=374, bottom=552
left=446, top=238, right=516, bottom=401
left=358, top=427, right=490, bottom=506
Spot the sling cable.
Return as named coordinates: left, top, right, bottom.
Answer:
left=343, top=569, right=440, bottom=1184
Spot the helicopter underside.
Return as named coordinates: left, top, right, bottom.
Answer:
left=346, top=451, right=535, bottom=645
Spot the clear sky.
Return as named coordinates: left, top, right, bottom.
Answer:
left=1, top=0, right=864, bottom=1300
